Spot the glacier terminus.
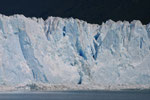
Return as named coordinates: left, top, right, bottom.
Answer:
left=0, top=14, right=150, bottom=91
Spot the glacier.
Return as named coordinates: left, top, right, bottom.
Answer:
left=0, top=14, right=150, bottom=90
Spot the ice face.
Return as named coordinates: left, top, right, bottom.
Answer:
left=0, top=14, right=150, bottom=87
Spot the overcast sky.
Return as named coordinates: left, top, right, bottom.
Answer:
left=0, top=0, right=150, bottom=24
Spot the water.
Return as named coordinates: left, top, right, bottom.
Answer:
left=0, top=90, right=150, bottom=100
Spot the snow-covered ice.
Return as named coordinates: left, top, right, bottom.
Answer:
left=0, top=14, right=150, bottom=90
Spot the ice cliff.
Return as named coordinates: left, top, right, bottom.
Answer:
left=0, top=14, right=150, bottom=89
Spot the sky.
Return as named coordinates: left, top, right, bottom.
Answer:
left=0, top=0, right=150, bottom=24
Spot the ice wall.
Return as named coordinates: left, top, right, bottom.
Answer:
left=0, top=14, right=150, bottom=87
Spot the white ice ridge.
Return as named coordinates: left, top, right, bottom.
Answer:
left=0, top=14, right=150, bottom=89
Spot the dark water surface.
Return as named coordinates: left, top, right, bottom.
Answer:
left=0, top=90, right=150, bottom=100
